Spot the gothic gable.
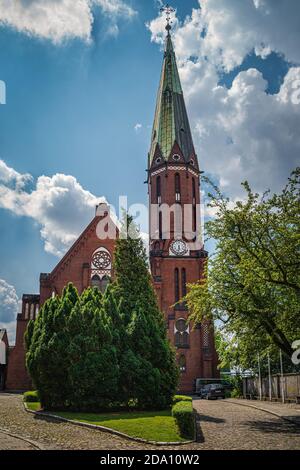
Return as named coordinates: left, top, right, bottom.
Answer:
left=40, top=211, right=118, bottom=303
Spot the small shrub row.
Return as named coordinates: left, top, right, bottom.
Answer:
left=172, top=394, right=192, bottom=405
left=23, top=391, right=39, bottom=403
left=172, top=399, right=195, bottom=440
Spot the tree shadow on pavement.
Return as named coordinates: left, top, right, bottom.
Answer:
left=33, top=413, right=64, bottom=425
left=242, top=418, right=300, bottom=435
left=196, top=412, right=225, bottom=424
left=195, top=412, right=225, bottom=443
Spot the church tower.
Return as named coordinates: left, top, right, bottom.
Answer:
left=148, top=14, right=218, bottom=392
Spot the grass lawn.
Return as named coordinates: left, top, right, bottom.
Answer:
left=55, top=409, right=186, bottom=442
left=25, top=402, right=187, bottom=442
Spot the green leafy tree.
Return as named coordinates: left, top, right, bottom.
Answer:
left=185, top=168, right=300, bottom=367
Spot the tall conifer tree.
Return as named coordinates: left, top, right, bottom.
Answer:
left=113, top=215, right=178, bottom=408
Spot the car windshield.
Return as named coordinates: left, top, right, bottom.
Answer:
left=210, top=384, right=223, bottom=390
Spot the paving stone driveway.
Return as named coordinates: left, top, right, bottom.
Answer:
left=0, top=430, right=38, bottom=450
left=192, top=397, right=300, bottom=450
left=1, top=393, right=300, bottom=450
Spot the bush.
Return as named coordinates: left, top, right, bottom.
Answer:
left=172, top=395, right=192, bottom=405
left=26, top=284, right=119, bottom=411
left=23, top=391, right=39, bottom=403
left=231, top=389, right=242, bottom=398
left=172, top=400, right=195, bottom=440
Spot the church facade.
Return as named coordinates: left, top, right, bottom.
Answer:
left=5, top=28, right=218, bottom=393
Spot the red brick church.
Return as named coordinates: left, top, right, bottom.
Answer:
left=4, top=25, right=218, bottom=393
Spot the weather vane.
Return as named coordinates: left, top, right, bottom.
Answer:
left=160, top=3, right=175, bottom=32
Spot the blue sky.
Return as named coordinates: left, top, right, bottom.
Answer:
left=0, top=0, right=299, bottom=340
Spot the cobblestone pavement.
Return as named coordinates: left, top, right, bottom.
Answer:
left=1, top=393, right=300, bottom=450
left=228, top=398, right=300, bottom=425
left=192, top=397, right=300, bottom=450
left=0, top=430, right=38, bottom=450
left=0, top=394, right=157, bottom=450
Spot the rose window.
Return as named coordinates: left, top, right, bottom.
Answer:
left=92, top=251, right=111, bottom=269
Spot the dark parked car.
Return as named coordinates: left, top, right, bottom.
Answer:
left=199, top=383, right=226, bottom=399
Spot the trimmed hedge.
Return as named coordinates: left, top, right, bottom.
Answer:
left=23, top=391, right=39, bottom=403
left=172, top=400, right=195, bottom=440
left=172, top=395, right=192, bottom=405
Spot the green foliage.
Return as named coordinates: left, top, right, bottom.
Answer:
left=221, top=374, right=243, bottom=398
left=24, top=319, right=34, bottom=352
left=26, top=402, right=41, bottom=411
left=23, top=390, right=39, bottom=403
left=230, top=388, right=242, bottom=398
left=172, top=400, right=195, bottom=440
left=185, top=168, right=300, bottom=370
left=112, top=214, right=179, bottom=409
left=53, top=409, right=187, bottom=443
left=26, top=283, right=119, bottom=411
left=172, top=395, right=192, bottom=404
left=26, top=214, right=178, bottom=411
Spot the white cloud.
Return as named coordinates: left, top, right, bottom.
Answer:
left=0, top=279, right=19, bottom=324
left=0, top=0, right=136, bottom=44
left=0, top=159, right=32, bottom=189
left=147, top=1, right=300, bottom=200
left=0, top=278, right=21, bottom=345
left=134, top=123, right=142, bottom=132
left=0, top=160, right=107, bottom=256
left=197, top=0, right=300, bottom=71
left=148, top=0, right=300, bottom=70
left=97, top=0, right=136, bottom=18
left=190, top=66, right=300, bottom=198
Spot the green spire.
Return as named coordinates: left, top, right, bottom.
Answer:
left=149, top=32, right=195, bottom=165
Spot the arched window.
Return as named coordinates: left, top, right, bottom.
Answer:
left=156, top=176, right=161, bottom=204
left=175, top=173, right=181, bottom=202
left=179, top=354, right=186, bottom=372
left=159, top=211, right=163, bottom=239
left=174, top=318, right=189, bottom=348
left=91, top=274, right=110, bottom=292
left=181, top=268, right=187, bottom=298
left=24, top=303, right=29, bottom=320
left=101, top=275, right=110, bottom=293
left=174, top=268, right=180, bottom=303
left=30, top=304, right=35, bottom=320
left=91, top=274, right=101, bottom=290
left=192, top=178, right=197, bottom=233
left=192, top=178, right=196, bottom=202
left=192, top=205, right=197, bottom=233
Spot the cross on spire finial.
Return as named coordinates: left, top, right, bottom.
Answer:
left=160, top=3, right=175, bottom=33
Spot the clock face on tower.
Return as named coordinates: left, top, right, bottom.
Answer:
left=170, top=239, right=188, bottom=256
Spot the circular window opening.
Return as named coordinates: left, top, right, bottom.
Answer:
left=190, top=159, right=195, bottom=166
left=92, top=250, right=111, bottom=269
left=173, top=154, right=180, bottom=161
left=155, top=157, right=162, bottom=164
